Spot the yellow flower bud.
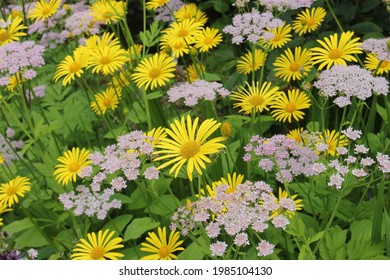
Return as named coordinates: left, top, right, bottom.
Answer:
left=189, top=47, right=198, bottom=57
left=220, top=122, right=233, bottom=137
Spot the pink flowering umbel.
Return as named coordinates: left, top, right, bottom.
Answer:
left=59, top=130, right=159, bottom=220
left=171, top=181, right=294, bottom=258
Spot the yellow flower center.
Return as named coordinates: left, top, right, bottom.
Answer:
left=103, top=98, right=112, bottom=107
left=69, top=62, right=81, bottom=73
left=102, top=11, right=114, bottom=19
left=0, top=30, right=10, bottom=42
left=158, top=246, right=170, bottom=258
left=6, top=186, right=18, bottom=196
left=249, top=95, right=265, bottom=107
left=41, top=7, right=52, bottom=16
left=90, top=246, right=105, bottom=260
left=305, top=18, right=316, bottom=27
left=180, top=140, right=200, bottom=159
left=177, top=29, right=189, bottom=37
left=329, top=49, right=342, bottom=59
left=68, top=162, right=80, bottom=173
left=285, top=103, right=296, bottom=113
left=182, top=12, right=191, bottom=19
left=289, top=62, right=300, bottom=72
left=100, top=56, right=111, bottom=65
left=380, top=60, right=389, bottom=68
left=204, top=37, right=213, bottom=45
left=272, top=34, right=281, bottom=42
left=149, top=68, right=161, bottom=79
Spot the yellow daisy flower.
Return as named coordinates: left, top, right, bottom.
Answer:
left=146, top=126, right=167, bottom=147
left=273, top=47, right=313, bottom=82
left=7, top=74, right=24, bottom=92
left=293, top=7, right=327, bottom=36
left=91, top=87, right=122, bottom=115
left=236, top=49, right=267, bottom=75
left=0, top=15, right=27, bottom=46
left=128, top=44, right=143, bottom=60
left=71, top=229, right=124, bottom=260
left=140, top=227, right=184, bottom=260
left=110, top=70, right=132, bottom=90
left=162, top=18, right=203, bottom=45
left=186, top=64, right=206, bottom=82
left=364, top=53, right=390, bottom=75
left=154, top=115, right=226, bottom=181
left=27, top=0, right=60, bottom=22
left=53, top=147, right=92, bottom=186
left=260, top=24, right=292, bottom=50
left=270, top=89, right=311, bottom=123
left=160, top=36, right=189, bottom=58
left=202, top=172, right=245, bottom=198
left=146, top=0, right=170, bottom=10
left=174, top=3, right=208, bottom=25
left=230, top=81, right=281, bottom=115
left=271, top=188, right=303, bottom=219
left=0, top=203, right=13, bottom=227
left=53, top=47, right=92, bottom=86
left=89, top=0, right=126, bottom=24
left=310, top=31, right=363, bottom=70
left=83, top=32, right=121, bottom=51
left=194, top=27, right=223, bottom=53
left=286, top=127, right=307, bottom=144
left=319, top=129, right=348, bottom=156
left=88, top=45, right=129, bottom=75
left=0, top=176, right=31, bottom=207
left=132, top=52, right=177, bottom=90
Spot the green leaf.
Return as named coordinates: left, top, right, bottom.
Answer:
left=102, top=214, right=133, bottom=233
left=319, top=226, right=347, bottom=260
left=360, top=0, right=381, bottom=13
left=177, top=237, right=210, bottom=260
left=376, top=104, right=388, bottom=123
left=146, top=91, right=163, bottom=100
left=14, top=228, right=49, bottom=248
left=298, top=245, right=316, bottom=260
left=204, top=73, right=221, bottom=82
left=148, top=195, right=180, bottom=216
left=384, top=210, right=390, bottom=257
left=123, top=217, right=160, bottom=241
left=2, top=218, right=33, bottom=233
left=351, top=22, right=382, bottom=34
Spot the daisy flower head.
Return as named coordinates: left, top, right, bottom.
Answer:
left=310, top=31, right=363, bottom=70
left=364, top=53, right=390, bottom=75
left=154, top=115, right=226, bottom=181
left=146, top=0, right=171, bottom=10
left=293, top=7, right=327, bottom=36
left=236, top=49, right=267, bottom=75
left=89, top=0, right=126, bottom=25
left=270, top=89, right=311, bottom=123
left=203, top=172, right=245, bottom=198
left=0, top=15, right=27, bottom=46
left=286, top=127, right=307, bottom=144
left=71, top=229, right=124, bottom=260
left=260, top=23, right=292, bottom=50
left=160, top=35, right=189, bottom=58
left=27, top=0, right=61, bottom=22
left=91, top=87, right=122, bottom=115
left=83, top=32, right=121, bottom=51
left=271, top=188, right=303, bottom=219
left=174, top=3, right=208, bottom=25
left=319, top=130, right=348, bottom=156
left=273, top=47, right=313, bottom=82
left=0, top=176, right=31, bottom=207
left=230, top=81, right=281, bottom=115
left=132, top=52, right=177, bottom=90
left=194, top=27, right=222, bottom=53
left=140, top=227, right=184, bottom=260
left=186, top=64, right=206, bottom=82
left=53, top=147, right=92, bottom=186
left=88, top=44, right=129, bottom=75
left=0, top=203, right=13, bottom=226
left=162, top=18, right=204, bottom=46
left=53, top=47, right=92, bottom=86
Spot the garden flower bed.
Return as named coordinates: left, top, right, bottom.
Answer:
left=0, top=0, right=390, bottom=261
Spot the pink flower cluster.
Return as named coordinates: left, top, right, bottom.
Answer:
left=259, top=0, right=315, bottom=11
left=223, top=9, right=283, bottom=44
left=243, top=135, right=320, bottom=183
left=0, top=129, right=24, bottom=165
left=313, top=65, right=389, bottom=108
left=167, top=80, right=230, bottom=106
left=171, top=181, right=294, bottom=257
left=59, top=130, right=159, bottom=219
left=361, top=38, right=390, bottom=61
left=0, top=41, right=45, bottom=85
left=155, top=0, right=184, bottom=22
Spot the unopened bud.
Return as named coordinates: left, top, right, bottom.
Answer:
left=189, top=47, right=198, bottom=57
left=220, top=122, right=233, bottom=137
